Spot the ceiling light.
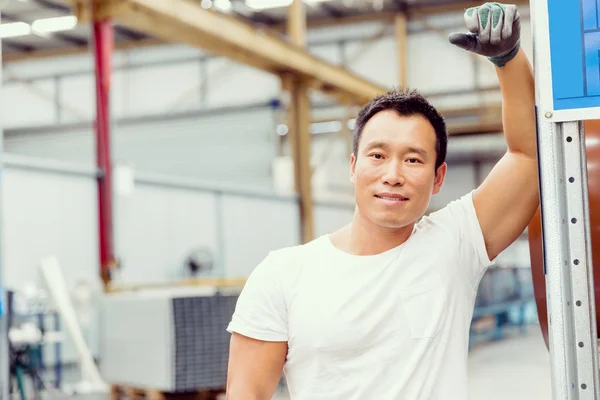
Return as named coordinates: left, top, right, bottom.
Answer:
left=214, top=0, right=232, bottom=11
left=31, top=15, right=77, bottom=33
left=201, top=0, right=212, bottom=9
left=245, top=0, right=293, bottom=10
left=305, top=0, right=334, bottom=6
left=245, top=0, right=333, bottom=10
left=0, top=22, right=31, bottom=38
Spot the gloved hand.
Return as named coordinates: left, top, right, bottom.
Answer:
left=448, top=2, right=521, bottom=68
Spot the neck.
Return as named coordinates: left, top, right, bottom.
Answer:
left=332, top=207, right=415, bottom=256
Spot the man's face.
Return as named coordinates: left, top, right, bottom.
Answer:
left=350, top=110, right=446, bottom=229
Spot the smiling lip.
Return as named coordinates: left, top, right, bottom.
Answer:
left=375, top=193, right=409, bottom=202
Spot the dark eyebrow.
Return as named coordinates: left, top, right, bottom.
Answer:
left=364, top=142, right=429, bottom=158
left=362, top=141, right=389, bottom=152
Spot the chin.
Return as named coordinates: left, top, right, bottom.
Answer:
left=371, top=214, right=415, bottom=229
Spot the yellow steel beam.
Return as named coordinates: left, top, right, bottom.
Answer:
left=394, top=13, right=408, bottom=89
left=95, top=0, right=388, bottom=105
left=286, top=0, right=314, bottom=244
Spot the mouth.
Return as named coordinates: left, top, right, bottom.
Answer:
left=374, top=194, right=409, bottom=202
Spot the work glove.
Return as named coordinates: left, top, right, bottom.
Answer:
left=448, top=2, right=521, bottom=68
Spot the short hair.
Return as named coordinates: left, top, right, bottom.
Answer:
left=352, top=89, right=447, bottom=170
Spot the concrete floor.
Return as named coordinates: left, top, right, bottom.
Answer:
left=467, top=326, right=552, bottom=400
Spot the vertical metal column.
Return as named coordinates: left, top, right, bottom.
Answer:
left=535, top=118, right=600, bottom=399
left=93, top=16, right=116, bottom=288
left=0, top=10, right=8, bottom=399
left=531, top=0, right=600, bottom=397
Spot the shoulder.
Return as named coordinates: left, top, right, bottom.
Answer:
left=417, top=191, right=477, bottom=234
left=253, top=236, right=326, bottom=278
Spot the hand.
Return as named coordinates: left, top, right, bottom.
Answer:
left=448, top=2, right=521, bottom=68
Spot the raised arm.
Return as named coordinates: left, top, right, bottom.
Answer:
left=449, top=3, right=538, bottom=261
left=226, top=333, right=287, bottom=400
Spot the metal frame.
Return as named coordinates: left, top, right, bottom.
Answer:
left=532, top=0, right=600, bottom=398
left=0, top=10, right=8, bottom=398
left=532, top=0, right=600, bottom=123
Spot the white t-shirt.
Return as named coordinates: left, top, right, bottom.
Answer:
left=227, top=191, right=494, bottom=399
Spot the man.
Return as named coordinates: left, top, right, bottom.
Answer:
left=225, top=2, right=537, bottom=399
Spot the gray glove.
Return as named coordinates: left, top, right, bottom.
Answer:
left=448, top=2, right=521, bottom=68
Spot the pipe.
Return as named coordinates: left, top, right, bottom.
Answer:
left=93, top=18, right=116, bottom=288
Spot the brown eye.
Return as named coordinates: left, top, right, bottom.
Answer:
left=371, top=154, right=383, bottom=159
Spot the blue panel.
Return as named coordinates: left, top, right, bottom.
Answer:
left=548, top=0, right=584, bottom=100
left=583, top=0, right=597, bottom=30
left=556, top=95, right=600, bottom=110
left=585, top=34, right=600, bottom=96
left=548, top=0, right=600, bottom=112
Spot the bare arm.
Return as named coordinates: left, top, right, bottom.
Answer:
left=449, top=3, right=539, bottom=260
left=226, top=333, right=288, bottom=400
left=472, top=48, right=538, bottom=261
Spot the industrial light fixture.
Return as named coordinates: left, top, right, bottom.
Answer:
left=245, top=0, right=292, bottom=10
left=0, top=22, right=31, bottom=38
left=214, top=0, right=232, bottom=11
left=245, top=0, right=332, bottom=10
left=31, top=15, right=77, bottom=33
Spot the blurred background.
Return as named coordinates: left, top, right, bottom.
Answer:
left=0, top=0, right=551, bottom=399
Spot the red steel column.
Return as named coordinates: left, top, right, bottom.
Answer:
left=93, top=16, right=116, bottom=288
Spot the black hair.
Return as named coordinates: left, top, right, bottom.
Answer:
left=353, top=88, right=447, bottom=170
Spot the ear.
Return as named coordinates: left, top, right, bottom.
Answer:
left=432, top=162, right=447, bottom=194
left=350, top=153, right=357, bottom=184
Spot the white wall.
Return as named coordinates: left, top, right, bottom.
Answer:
left=0, top=157, right=355, bottom=363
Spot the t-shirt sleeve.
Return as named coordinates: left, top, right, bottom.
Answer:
left=427, top=190, right=495, bottom=289
left=226, top=251, right=288, bottom=342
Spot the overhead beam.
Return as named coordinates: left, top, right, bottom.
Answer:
left=94, top=0, right=388, bottom=105
left=2, top=38, right=163, bottom=63
left=271, top=0, right=529, bottom=29
left=2, top=40, right=35, bottom=53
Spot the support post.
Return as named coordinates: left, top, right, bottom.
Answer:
left=531, top=0, right=600, bottom=397
left=394, top=13, right=408, bottom=89
left=0, top=11, right=9, bottom=399
left=93, top=13, right=116, bottom=288
left=286, top=0, right=313, bottom=243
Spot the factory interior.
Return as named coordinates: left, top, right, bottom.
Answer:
left=0, top=0, right=587, bottom=398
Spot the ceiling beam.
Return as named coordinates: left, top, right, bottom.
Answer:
left=2, top=37, right=163, bottom=63
left=2, top=41, right=36, bottom=53
left=94, top=0, right=389, bottom=105
left=32, top=0, right=148, bottom=40
left=318, top=3, right=345, bottom=19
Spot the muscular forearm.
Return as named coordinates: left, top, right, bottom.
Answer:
left=495, top=48, right=537, bottom=159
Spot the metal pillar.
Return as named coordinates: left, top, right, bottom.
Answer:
left=531, top=0, right=600, bottom=398
left=0, top=11, right=8, bottom=399
left=92, top=17, right=116, bottom=288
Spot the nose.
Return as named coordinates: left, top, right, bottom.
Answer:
left=381, top=159, right=405, bottom=186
